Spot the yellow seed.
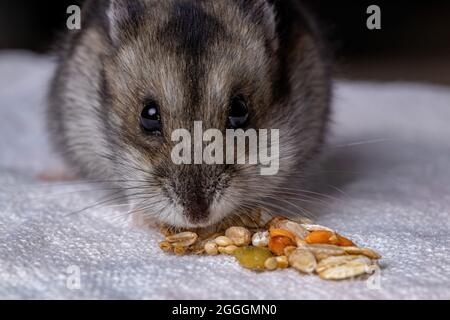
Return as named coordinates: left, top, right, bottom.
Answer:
left=264, top=257, right=278, bottom=271
left=215, top=236, right=234, bottom=247
left=218, top=245, right=238, bottom=255
left=173, top=245, right=187, bottom=255
left=166, top=231, right=198, bottom=247
left=234, top=246, right=273, bottom=270
left=225, top=226, right=252, bottom=246
left=204, top=241, right=219, bottom=255
left=276, top=256, right=289, bottom=269
left=268, top=235, right=296, bottom=256
left=305, top=230, right=336, bottom=245
left=159, top=241, right=173, bottom=252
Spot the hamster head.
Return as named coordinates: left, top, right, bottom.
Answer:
left=99, top=0, right=329, bottom=228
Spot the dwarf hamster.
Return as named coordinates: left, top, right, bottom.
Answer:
left=48, top=0, right=331, bottom=228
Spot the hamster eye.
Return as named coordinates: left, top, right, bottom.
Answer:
left=140, top=100, right=162, bottom=133
left=228, top=96, right=249, bottom=129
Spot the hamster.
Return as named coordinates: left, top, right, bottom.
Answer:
left=48, top=0, right=331, bottom=228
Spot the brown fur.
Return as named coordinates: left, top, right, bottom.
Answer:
left=48, top=0, right=331, bottom=227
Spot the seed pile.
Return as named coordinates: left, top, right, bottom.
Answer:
left=158, top=214, right=381, bottom=280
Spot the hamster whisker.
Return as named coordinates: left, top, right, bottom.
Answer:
left=326, top=138, right=394, bottom=149
left=224, top=190, right=313, bottom=220
left=88, top=201, right=145, bottom=210
left=259, top=195, right=318, bottom=218
left=249, top=184, right=344, bottom=203
left=254, top=188, right=338, bottom=206
left=229, top=177, right=338, bottom=204
left=289, top=169, right=363, bottom=177
left=1, top=179, right=157, bottom=191
left=253, top=199, right=316, bottom=220
left=224, top=199, right=263, bottom=226
left=324, top=184, right=351, bottom=199
left=25, top=185, right=150, bottom=201
left=65, top=191, right=151, bottom=217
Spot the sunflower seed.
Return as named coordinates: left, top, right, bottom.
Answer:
left=166, top=232, right=198, bottom=247
left=289, top=248, right=317, bottom=274
left=318, top=260, right=377, bottom=280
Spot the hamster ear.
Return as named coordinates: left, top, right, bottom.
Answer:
left=106, top=0, right=144, bottom=44
left=240, top=0, right=279, bottom=52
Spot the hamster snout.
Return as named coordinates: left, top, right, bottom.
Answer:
left=48, top=0, right=330, bottom=228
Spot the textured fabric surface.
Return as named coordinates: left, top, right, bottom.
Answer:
left=0, top=52, right=449, bottom=299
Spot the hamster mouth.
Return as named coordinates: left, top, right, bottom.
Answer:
left=182, top=196, right=237, bottom=229
left=157, top=203, right=234, bottom=229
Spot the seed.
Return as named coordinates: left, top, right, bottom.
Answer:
left=214, top=236, right=234, bottom=247
left=305, top=230, right=356, bottom=247
left=342, top=246, right=381, bottom=260
left=283, top=246, right=297, bottom=257
left=268, top=228, right=297, bottom=256
left=218, top=245, right=238, bottom=255
left=289, top=248, right=317, bottom=274
left=166, top=231, right=198, bottom=247
left=296, top=238, right=307, bottom=247
left=328, top=233, right=339, bottom=244
left=204, top=241, right=219, bottom=255
left=301, top=224, right=334, bottom=232
left=159, top=241, right=173, bottom=252
left=268, top=236, right=296, bottom=256
left=252, top=231, right=270, bottom=247
left=156, top=214, right=381, bottom=282
left=318, top=259, right=376, bottom=280
left=303, top=244, right=346, bottom=260
left=225, top=245, right=238, bottom=254
left=269, top=228, right=297, bottom=242
left=336, top=234, right=355, bottom=247
left=316, top=255, right=371, bottom=273
left=276, top=256, right=289, bottom=269
left=274, top=220, right=309, bottom=240
left=225, top=226, right=252, bottom=246
left=264, top=257, right=278, bottom=271
left=305, top=230, right=336, bottom=245
left=190, top=235, right=219, bottom=255
left=173, top=245, right=187, bottom=255
left=234, top=246, right=273, bottom=270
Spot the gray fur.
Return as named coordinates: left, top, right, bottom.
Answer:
left=48, top=0, right=331, bottom=228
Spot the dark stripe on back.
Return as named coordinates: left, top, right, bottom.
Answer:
left=162, top=2, right=226, bottom=58
left=158, top=2, right=227, bottom=110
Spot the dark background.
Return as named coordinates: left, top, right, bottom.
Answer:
left=0, top=0, right=449, bottom=84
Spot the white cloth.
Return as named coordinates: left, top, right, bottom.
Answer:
left=0, top=51, right=449, bottom=299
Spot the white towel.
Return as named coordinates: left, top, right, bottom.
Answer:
left=0, top=52, right=449, bottom=299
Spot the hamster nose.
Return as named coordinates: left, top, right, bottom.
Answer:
left=184, top=196, right=210, bottom=224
